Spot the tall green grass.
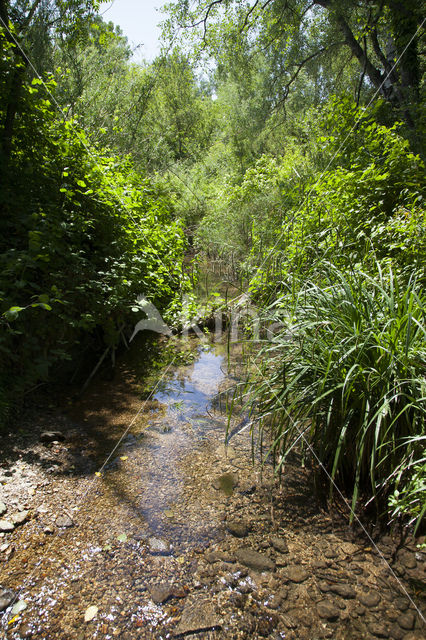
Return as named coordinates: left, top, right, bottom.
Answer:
left=250, top=263, right=425, bottom=527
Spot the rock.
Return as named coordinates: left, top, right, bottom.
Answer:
left=270, top=535, right=289, bottom=554
left=399, top=554, right=417, bottom=570
left=174, top=598, right=221, bottom=636
left=328, top=583, right=356, bottom=599
left=0, top=519, right=14, bottom=532
left=368, top=622, right=390, bottom=638
left=12, top=511, right=30, bottom=526
left=235, top=548, right=275, bottom=572
left=212, top=472, right=238, bottom=496
left=395, top=597, right=409, bottom=611
left=0, top=502, right=6, bottom=516
left=43, top=526, right=54, bottom=535
left=317, top=600, right=340, bottom=621
left=226, top=521, right=248, bottom=538
left=40, top=431, right=65, bottom=443
left=398, top=612, right=415, bottom=631
left=285, top=566, right=309, bottom=583
left=0, top=586, right=15, bottom=611
left=11, top=599, right=27, bottom=615
left=148, top=536, right=171, bottom=555
left=358, top=591, right=380, bottom=608
left=150, top=584, right=174, bottom=604
left=84, top=605, right=98, bottom=622
left=389, top=624, right=405, bottom=640
left=19, top=624, right=33, bottom=638
left=55, top=514, right=74, bottom=528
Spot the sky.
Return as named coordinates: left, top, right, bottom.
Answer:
left=98, top=0, right=169, bottom=63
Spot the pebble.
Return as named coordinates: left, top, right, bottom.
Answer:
left=55, top=514, right=74, bottom=528
left=399, top=554, right=417, bottom=570
left=148, top=536, right=172, bottom=555
left=0, top=502, right=6, bottom=516
left=0, top=519, right=14, bottom=532
left=12, top=510, right=30, bottom=526
left=317, top=600, right=340, bottom=621
left=226, top=521, right=248, bottom=538
left=270, top=535, right=289, bottom=554
left=368, top=622, right=390, bottom=637
left=285, top=566, right=310, bottom=583
left=398, top=611, right=415, bottom=630
left=0, top=586, right=15, bottom=611
left=173, top=598, right=221, bottom=636
left=149, top=583, right=174, bottom=604
left=358, top=591, right=380, bottom=607
left=328, top=583, right=356, bottom=599
left=235, top=548, right=275, bottom=572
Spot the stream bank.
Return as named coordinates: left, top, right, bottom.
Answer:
left=0, top=319, right=425, bottom=639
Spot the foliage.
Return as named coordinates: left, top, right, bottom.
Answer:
left=0, top=54, right=187, bottom=425
left=248, top=264, right=425, bottom=529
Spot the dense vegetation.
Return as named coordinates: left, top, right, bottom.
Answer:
left=0, top=1, right=424, bottom=531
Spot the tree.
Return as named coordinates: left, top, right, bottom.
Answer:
left=0, top=0, right=100, bottom=171
left=165, top=0, right=424, bottom=131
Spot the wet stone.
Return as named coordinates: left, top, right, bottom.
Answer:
left=149, top=583, right=174, bottom=604
left=55, top=514, right=74, bottom=528
left=398, top=611, right=415, bottom=631
left=0, top=586, right=15, bottom=611
left=212, top=472, right=238, bottom=496
left=235, top=548, right=275, bottom=573
left=0, top=519, right=14, bottom=532
left=368, top=622, right=390, bottom=637
left=317, top=600, right=340, bottom=621
left=148, top=536, right=172, bottom=555
left=358, top=591, right=380, bottom=608
left=173, top=598, right=221, bottom=636
left=226, top=520, right=248, bottom=538
left=328, top=583, right=356, bottom=599
left=270, top=535, right=289, bottom=554
left=399, top=554, right=417, bottom=570
left=285, top=566, right=310, bottom=583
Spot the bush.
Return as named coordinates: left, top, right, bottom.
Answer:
left=0, top=73, right=187, bottom=425
left=249, top=263, right=425, bottom=528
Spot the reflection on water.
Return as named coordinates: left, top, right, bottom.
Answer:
left=153, top=345, right=225, bottom=422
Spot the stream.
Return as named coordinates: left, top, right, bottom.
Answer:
left=0, top=315, right=425, bottom=639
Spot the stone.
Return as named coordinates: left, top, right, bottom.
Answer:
left=40, top=431, right=65, bottom=443
left=395, top=597, right=409, bottom=611
left=317, top=600, right=340, bottom=621
left=12, top=511, right=29, bottom=526
left=0, top=586, right=15, bottom=611
left=398, top=612, right=415, bottom=631
left=0, top=519, right=14, bottom=532
left=270, top=535, right=289, bottom=554
left=235, top=548, right=275, bottom=573
left=358, top=591, right=380, bottom=608
left=399, top=554, right=417, bottom=570
left=212, top=472, right=238, bottom=496
left=149, top=584, right=174, bottom=604
left=0, top=502, right=6, bottom=516
left=55, top=514, right=74, bottom=528
left=148, top=536, right=171, bottom=555
left=285, top=566, right=309, bottom=583
left=389, top=624, right=405, bottom=640
left=328, top=583, right=356, bottom=599
left=173, top=598, right=221, bottom=636
left=368, top=622, right=390, bottom=638
left=226, top=521, right=248, bottom=538
left=43, top=526, right=54, bottom=535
